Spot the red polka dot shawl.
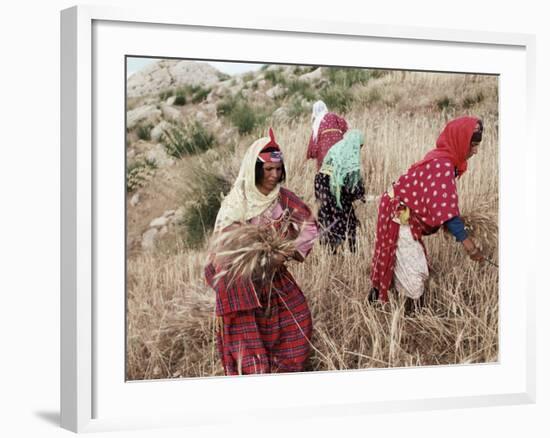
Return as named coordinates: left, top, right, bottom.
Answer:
left=370, top=117, right=479, bottom=302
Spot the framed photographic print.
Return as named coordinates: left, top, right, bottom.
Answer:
left=61, top=4, right=536, bottom=433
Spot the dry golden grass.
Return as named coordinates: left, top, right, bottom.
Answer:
left=126, top=70, right=498, bottom=380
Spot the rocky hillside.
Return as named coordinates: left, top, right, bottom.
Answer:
left=126, top=60, right=497, bottom=254
left=126, top=61, right=348, bottom=252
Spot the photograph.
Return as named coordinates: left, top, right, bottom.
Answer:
left=125, top=57, right=499, bottom=380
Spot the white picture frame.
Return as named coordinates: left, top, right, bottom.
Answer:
left=60, top=4, right=536, bottom=433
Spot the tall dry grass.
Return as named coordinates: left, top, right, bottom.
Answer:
left=126, top=70, right=498, bottom=380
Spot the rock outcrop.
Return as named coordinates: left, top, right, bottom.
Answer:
left=127, top=60, right=222, bottom=98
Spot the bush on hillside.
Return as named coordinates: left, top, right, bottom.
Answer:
left=216, top=94, right=240, bottom=117
left=180, top=168, right=232, bottom=248
left=285, top=79, right=317, bottom=101
left=217, top=95, right=266, bottom=135
left=190, top=86, right=211, bottom=104
left=462, top=91, right=485, bottom=109
left=264, top=68, right=287, bottom=86
left=319, top=85, right=354, bottom=114
left=436, top=96, right=457, bottom=111
left=230, top=102, right=266, bottom=135
left=158, top=89, right=174, bottom=101
left=126, top=157, right=157, bottom=193
left=161, top=121, right=215, bottom=158
left=136, top=123, right=153, bottom=141
left=287, top=97, right=309, bottom=121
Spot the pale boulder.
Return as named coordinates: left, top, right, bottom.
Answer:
left=127, top=105, right=162, bottom=130
left=141, top=228, right=159, bottom=250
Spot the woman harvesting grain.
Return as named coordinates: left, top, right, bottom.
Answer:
left=204, top=128, right=319, bottom=375
left=314, top=129, right=366, bottom=253
left=306, top=100, right=349, bottom=170
left=369, top=116, right=485, bottom=303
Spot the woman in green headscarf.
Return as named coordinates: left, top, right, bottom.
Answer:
left=314, top=129, right=366, bottom=253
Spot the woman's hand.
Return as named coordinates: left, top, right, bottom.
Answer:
left=462, top=238, right=484, bottom=262
left=272, top=253, right=288, bottom=267
left=272, top=250, right=302, bottom=266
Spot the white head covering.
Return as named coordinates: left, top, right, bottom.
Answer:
left=213, top=135, right=281, bottom=233
left=311, top=100, right=328, bottom=143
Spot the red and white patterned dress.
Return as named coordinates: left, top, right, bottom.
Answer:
left=306, top=113, right=348, bottom=170
left=370, top=116, right=480, bottom=302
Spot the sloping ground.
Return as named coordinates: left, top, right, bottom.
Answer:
left=126, top=67, right=499, bottom=380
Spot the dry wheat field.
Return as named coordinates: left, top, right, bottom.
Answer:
left=126, top=67, right=499, bottom=380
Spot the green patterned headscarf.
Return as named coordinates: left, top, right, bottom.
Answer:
left=320, top=129, right=364, bottom=209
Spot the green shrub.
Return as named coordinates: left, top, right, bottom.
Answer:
left=173, top=89, right=187, bottom=106
left=286, top=79, right=317, bottom=100
left=136, top=123, right=153, bottom=141
left=287, top=98, right=309, bottom=121
left=216, top=94, right=240, bottom=117
left=462, top=91, right=484, bottom=109
left=191, top=86, right=211, bottom=104
left=158, top=89, right=174, bottom=101
left=161, top=121, right=215, bottom=158
left=173, top=95, right=187, bottom=106
left=326, top=67, right=370, bottom=87
left=319, top=85, right=353, bottom=114
left=126, top=158, right=157, bottom=193
left=301, top=87, right=318, bottom=102
left=437, top=96, right=456, bottom=111
left=363, top=87, right=382, bottom=106
left=217, top=72, right=231, bottom=81
left=368, top=69, right=390, bottom=80
left=264, top=68, right=287, bottom=86
left=286, top=79, right=314, bottom=100
left=216, top=94, right=266, bottom=134
left=230, top=102, right=265, bottom=135
left=181, top=170, right=232, bottom=248
left=169, top=85, right=211, bottom=105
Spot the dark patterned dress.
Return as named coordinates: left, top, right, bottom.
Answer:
left=314, top=172, right=365, bottom=252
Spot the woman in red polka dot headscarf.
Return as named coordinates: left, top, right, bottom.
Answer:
left=369, top=116, right=484, bottom=304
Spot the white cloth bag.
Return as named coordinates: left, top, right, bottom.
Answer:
left=394, top=225, right=429, bottom=299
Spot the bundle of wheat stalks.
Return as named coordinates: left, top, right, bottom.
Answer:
left=209, top=222, right=297, bottom=286
left=460, top=195, right=499, bottom=252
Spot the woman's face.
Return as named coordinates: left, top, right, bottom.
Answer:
left=467, top=122, right=482, bottom=159
left=257, top=162, right=283, bottom=194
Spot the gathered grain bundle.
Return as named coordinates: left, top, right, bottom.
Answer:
left=460, top=195, right=498, bottom=253
left=208, top=221, right=298, bottom=287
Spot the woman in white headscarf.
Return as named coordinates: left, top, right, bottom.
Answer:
left=306, top=100, right=349, bottom=170
left=205, top=128, right=319, bottom=376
